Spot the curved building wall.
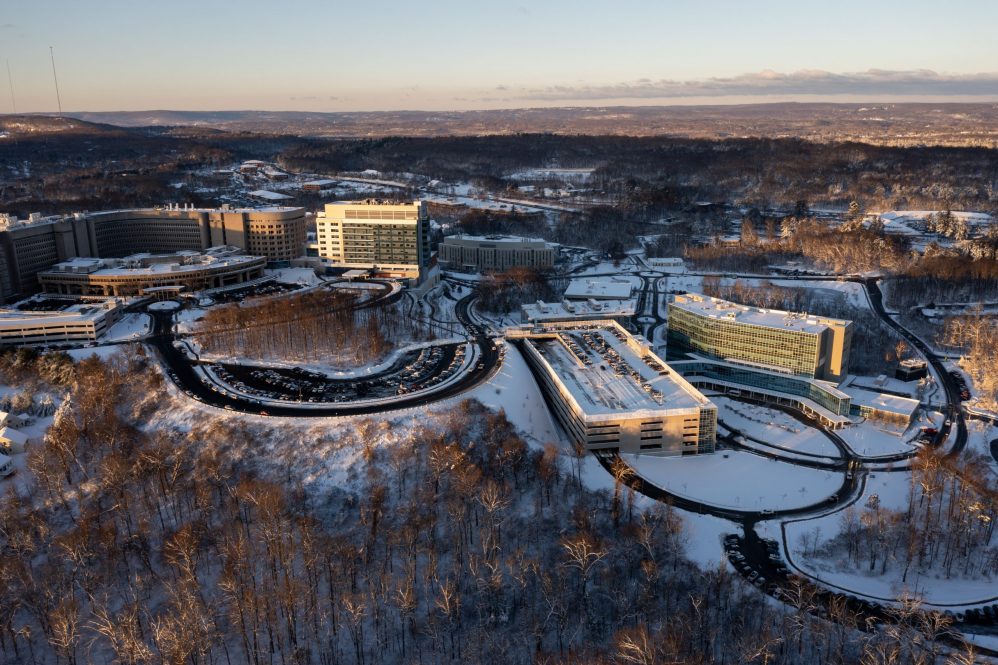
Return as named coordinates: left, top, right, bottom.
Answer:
left=38, top=256, right=267, bottom=297
left=92, top=212, right=205, bottom=257
left=243, top=210, right=307, bottom=262
left=1, top=207, right=306, bottom=301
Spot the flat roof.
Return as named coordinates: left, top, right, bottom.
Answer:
left=43, top=253, right=264, bottom=277
left=522, top=298, right=635, bottom=321
left=248, top=190, right=294, bottom=201
left=0, top=302, right=118, bottom=327
left=839, top=383, right=920, bottom=418
left=564, top=277, right=633, bottom=300
left=670, top=293, right=851, bottom=334
left=443, top=233, right=549, bottom=246
left=523, top=323, right=711, bottom=418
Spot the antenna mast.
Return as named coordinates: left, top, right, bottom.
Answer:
left=49, top=46, right=62, bottom=115
left=5, top=59, right=14, bottom=114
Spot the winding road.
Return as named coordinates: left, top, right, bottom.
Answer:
left=146, top=282, right=503, bottom=417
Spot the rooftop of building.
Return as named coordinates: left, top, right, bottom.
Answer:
left=442, top=233, right=550, bottom=246
left=520, top=321, right=712, bottom=418
left=248, top=190, right=294, bottom=201
left=1, top=206, right=304, bottom=230
left=0, top=300, right=120, bottom=326
left=564, top=277, right=634, bottom=300
left=669, top=293, right=851, bottom=334
left=41, top=249, right=264, bottom=277
left=324, top=199, right=423, bottom=208
left=839, top=380, right=920, bottom=419
left=522, top=298, right=635, bottom=322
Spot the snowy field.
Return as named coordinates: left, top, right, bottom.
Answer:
left=67, top=345, right=131, bottom=362
left=268, top=267, right=322, bottom=287
left=104, top=313, right=150, bottom=342
left=681, top=512, right=740, bottom=568
left=770, top=279, right=869, bottom=309
left=836, top=421, right=921, bottom=458
left=785, top=517, right=998, bottom=607
left=467, top=343, right=560, bottom=449
left=965, top=419, right=998, bottom=475
left=623, top=450, right=844, bottom=511
left=713, top=396, right=840, bottom=458
left=782, top=467, right=998, bottom=606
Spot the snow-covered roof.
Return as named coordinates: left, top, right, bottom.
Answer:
left=670, top=293, right=851, bottom=335
left=564, top=278, right=633, bottom=300
left=519, top=322, right=712, bottom=419
left=248, top=190, right=294, bottom=201
left=0, top=427, right=28, bottom=445
left=839, top=383, right=920, bottom=419
left=0, top=302, right=120, bottom=328
left=442, top=233, right=549, bottom=247
left=522, top=298, right=635, bottom=322
left=42, top=252, right=264, bottom=277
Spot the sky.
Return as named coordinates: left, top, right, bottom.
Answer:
left=3, top=0, right=998, bottom=113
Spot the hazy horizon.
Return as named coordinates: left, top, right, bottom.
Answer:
left=3, top=0, right=998, bottom=113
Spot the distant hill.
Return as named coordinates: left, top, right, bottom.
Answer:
left=22, top=103, right=998, bottom=146
left=0, top=114, right=138, bottom=137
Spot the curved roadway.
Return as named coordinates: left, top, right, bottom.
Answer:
left=147, top=285, right=502, bottom=417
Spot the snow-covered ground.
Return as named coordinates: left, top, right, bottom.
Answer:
left=467, top=343, right=560, bottom=449
left=782, top=468, right=998, bottom=607
left=623, top=450, right=844, bottom=511
left=836, top=421, right=921, bottom=458
left=786, top=524, right=998, bottom=607
left=770, top=279, right=870, bottom=309
left=713, top=396, right=840, bottom=458
left=681, top=512, right=740, bottom=567
left=66, top=345, right=129, bottom=362
left=965, top=419, right=998, bottom=475
left=268, top=267, right=322, bottom=287
left=104, top=313, right=150, bottom=342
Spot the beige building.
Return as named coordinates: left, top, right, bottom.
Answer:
left=38, top=248, right=266, bottom=297
left=316, top=200, right=431, bottom=280
left=437, top=234, right=555, bottom=272
left=0, top=206, right=305, bottom=301
left=510, top=320, right=716, bottom=456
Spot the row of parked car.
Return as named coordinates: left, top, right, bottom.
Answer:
left=952, top=604, right=998, bottom=625
left=724, top=534, right=786, bottom=595
left=948, top=370, right=972, bottom=401
left=725, top=534, right=994, bottom=627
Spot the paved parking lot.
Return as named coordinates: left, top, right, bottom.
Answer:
left=207, top=343, right=467, bottom=403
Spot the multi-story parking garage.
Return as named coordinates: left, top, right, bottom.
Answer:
left=0, top=206, right=305, bottom=301
left=510, top=320, right=717, bottom=456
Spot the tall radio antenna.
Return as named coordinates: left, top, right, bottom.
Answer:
left=5, top=59, right=14, bottom=114
left=49, top=46, right=62, bottom=115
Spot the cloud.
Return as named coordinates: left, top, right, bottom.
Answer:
left=0, top=23, right=16, bottom=30
left=517, top=69, right=998, bottom=100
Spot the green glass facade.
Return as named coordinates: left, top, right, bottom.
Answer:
left=670, top=360, right=852, bottom=417
left=668, top=303, right=823, bottom=378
